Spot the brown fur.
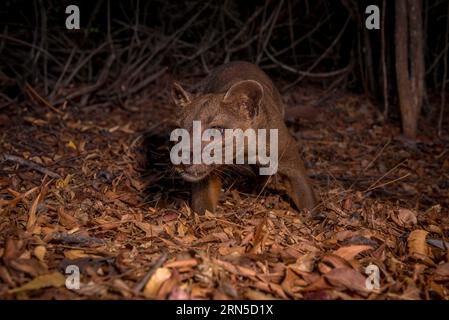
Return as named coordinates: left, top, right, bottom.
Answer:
left=172, top=61, right=317, bottom=214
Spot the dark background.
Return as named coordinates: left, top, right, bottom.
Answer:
left=0, top=0, right=448, bottom=130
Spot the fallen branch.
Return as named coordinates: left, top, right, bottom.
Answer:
left=2, top=154, right=62, bottom=179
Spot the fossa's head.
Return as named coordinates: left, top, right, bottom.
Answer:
left=171, top=80, right=265, bottom=182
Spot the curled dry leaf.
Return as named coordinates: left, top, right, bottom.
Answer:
left=164, top=258, right=198, bottom=269
left=281, top=268, right=304, bottom=298
left=143, top=267, right=172, bottom=298
left=134, top=221, right=163, bottom=237
left=407, top=230, right=431, bottom=262
left=64, top=249, right=101, bottom=260
left=318, top=254, right=352, bottom=274
left=57, top=207, right=79, bottom=229
left=26, top=192, right=42, bottom=232
left=290, top=252, right=317, bottom=273
left=77, top=282, right=108, bottom=297
left=8, top=258, right=48, bottom=277
left=323, top=267, right=370, bottom=297
left=157, top=270, right=180, bottom=299
left=33, top=246, right=46, bottom=262
left=191, top=285, right=213, bottom=299
left=218, top=245, right=245, bottom=257
left=300, top=276, right=334, bottom=293
left=333, top=245, right=373, bottom=261
left=112, top=278, right=132, bottom=298
left=394, top=208, right=417, bottom=227
left=213, top=259, right=257, bottom=278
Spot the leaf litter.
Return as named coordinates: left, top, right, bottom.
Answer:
left=0, top=84, right=448, bottom=300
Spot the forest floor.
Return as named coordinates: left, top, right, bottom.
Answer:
left=0, top=81, right=448, bottom=299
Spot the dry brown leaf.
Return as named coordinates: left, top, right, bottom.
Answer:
left=281, top=268, right=304, bottom=298
left=429, top=281, right=447, bottom=298
left=4, top=239, right=21, bottom=260
left=134, top=221, right=163, bottom=237
left=177, top=222, right=188, bottom=237
left=9, top=272, right=65, bottom=293
left=164, top=258, right=198, bottom=269
left=0, top=266, right=14, bottom=286
left=112, top=279, right=132, bottom=298
left=318, top=254, right=352, bottom=274
left=300, top=276, right=334, bottom=292
left=395, top=208, right=417, bottom=227
left=434, top=262, right=449, bottom=280
left=333, top=245, right=373, bottom=261
left=191, top=285, right=213, bottom=299
left=64, top=249, right=101, bottom=260
left=94, top=217, right=122, bottom=230
left=143, top=267, right=172, bottom=298
left=407, top=230, right=430, bottom=262
left=33, top=246, right=46, bottom=262
left=324, top=267, right=370, bottom=297
left=214, top=259, right=257, bottom=278
left=58, top=208, right=79, bottom=229
left=401, top=280, right=421, bottom=300
left=198, top=232, right=229, bottom=243
left=26, top=192, right=41, bottom=232
left=9, top=258, right=47, bottom=277
left=290, top=252, right=317, bottom=273
left=77, top=282, right=108, bottom=296
left=335, top=230, right=357, bottom=241
left=251, top=281, right=288, bottom=299
left=218, top=246, right=245, bottom=257
left=157, top=271, right=180, bottom=299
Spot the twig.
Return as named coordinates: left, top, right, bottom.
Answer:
left=282, top=16, right=351, bottom=91
left=0, top=34, right=61, bottom=66
left=363, top=159, right=407, bottom=193
left=49, top=48, right=76, bottom=102
left=364, top=173, right=411, bottom=193
left=25, top=83, right=63, bottom=114
left=54, top=53, right=116, bottom=105
left=266, top=49, right=352, bottom=79
left=2, top=154, right=62, bottom=179
left=133, top=252, right=168, bottom=295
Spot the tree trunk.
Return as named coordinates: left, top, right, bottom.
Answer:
left=395, top=0, right=425, bottom=139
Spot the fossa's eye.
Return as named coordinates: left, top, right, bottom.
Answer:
left=210, top=126, right=225, bottom=135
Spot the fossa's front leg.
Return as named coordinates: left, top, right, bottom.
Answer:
left=191, top=175, right=222, bottom=214
left=278, top=155, right=317, bottom=214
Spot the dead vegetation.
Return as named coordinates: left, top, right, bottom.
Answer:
left=0, top=83, right=448, bottom=299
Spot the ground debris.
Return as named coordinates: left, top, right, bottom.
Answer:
left=0, top=87, right=448, bottom=300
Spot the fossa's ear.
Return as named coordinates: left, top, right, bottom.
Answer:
left=172, top=82, right=193, bottom=107
left=223, top=80, right=264, bottom=117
